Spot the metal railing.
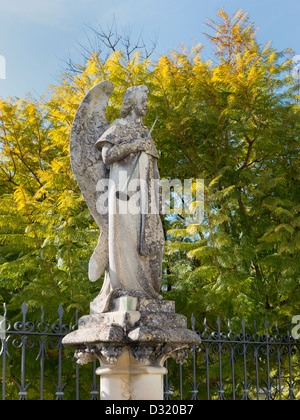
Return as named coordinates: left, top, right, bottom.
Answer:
left=1, top=302, right=299, bottom=400
left=165, top=316, right=300, bottom=400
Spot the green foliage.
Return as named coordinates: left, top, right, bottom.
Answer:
left=158, top=10, right=300, bottom=331
left=0, top=6, right=298, bottom=329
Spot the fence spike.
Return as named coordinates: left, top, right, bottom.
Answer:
left=264, top=319, right=269, bottom=332
left=217, top=316, right=221, bottom=331
left=191, top=314, right=196, bottom=331
left=21, top=301, right=28, bottom=314
left=40, top=306, right=45, bottom=323
left=58, top=304, right=64, bottom=320
left=241, top=317, right=246, bottom=333
left=21, top=302, right=28, bottom=326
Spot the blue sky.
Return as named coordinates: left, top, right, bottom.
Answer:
left=0, top=0, right=299, bottom=99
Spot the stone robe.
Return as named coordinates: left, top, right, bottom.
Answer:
left=91, top=119, right=165, bottom=313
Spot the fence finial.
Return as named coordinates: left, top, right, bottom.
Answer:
left=191, top=314, right=196, bottom=331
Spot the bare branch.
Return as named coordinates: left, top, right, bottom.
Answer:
left=62, top=19, right=158, bottom=76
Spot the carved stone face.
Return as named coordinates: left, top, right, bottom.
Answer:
left=120, top=86, right=150, bottom=119
left=133, top=93, right=148, bottom=117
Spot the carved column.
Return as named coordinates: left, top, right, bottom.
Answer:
left=63, top=293, right=200, bottom=400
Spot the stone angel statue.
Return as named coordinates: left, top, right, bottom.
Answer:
left=70, top=82, right=165, bottom=313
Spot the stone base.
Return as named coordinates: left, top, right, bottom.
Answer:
left=97, top=347, right=167, bottom=400
left=62, top=292, right=200, bottom=400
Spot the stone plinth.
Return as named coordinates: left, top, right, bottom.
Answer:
left=97, top=348, right=167, bottom=400
left=62, top=292, right=200, bottom=400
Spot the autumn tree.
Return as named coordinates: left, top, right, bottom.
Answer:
left=155, top=10, right=300, bottom=330
left=0, top=9, right=299, bottom=333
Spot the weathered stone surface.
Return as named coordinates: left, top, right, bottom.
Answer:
left=64, top=82, right=201, bottom=400
left=71, top=83, right=165, bottom=314
left=70, top=81, right=113, bottom=286
left=96, top=347, right=168, bottom=400
left=63, top=295, right=200, bottom=367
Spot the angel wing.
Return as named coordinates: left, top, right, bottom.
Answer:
left=70, top=81, right=114, bottom=282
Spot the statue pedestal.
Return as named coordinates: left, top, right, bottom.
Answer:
left=97, top=348, right=167, bottom=400
left=63, top=292, right=200, bottom=401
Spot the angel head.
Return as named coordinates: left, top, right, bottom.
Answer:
left=120, top=85, right=150, bottom=119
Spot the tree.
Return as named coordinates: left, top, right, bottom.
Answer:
left=155, top=10, right=300, bottom=330
left=0, top=36, right=158, bottom=322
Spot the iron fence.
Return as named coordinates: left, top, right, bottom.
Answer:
left=0, top=302, right=299, bottom=400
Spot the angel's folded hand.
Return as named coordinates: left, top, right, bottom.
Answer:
left=102, top=140, right=144, bottom=165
